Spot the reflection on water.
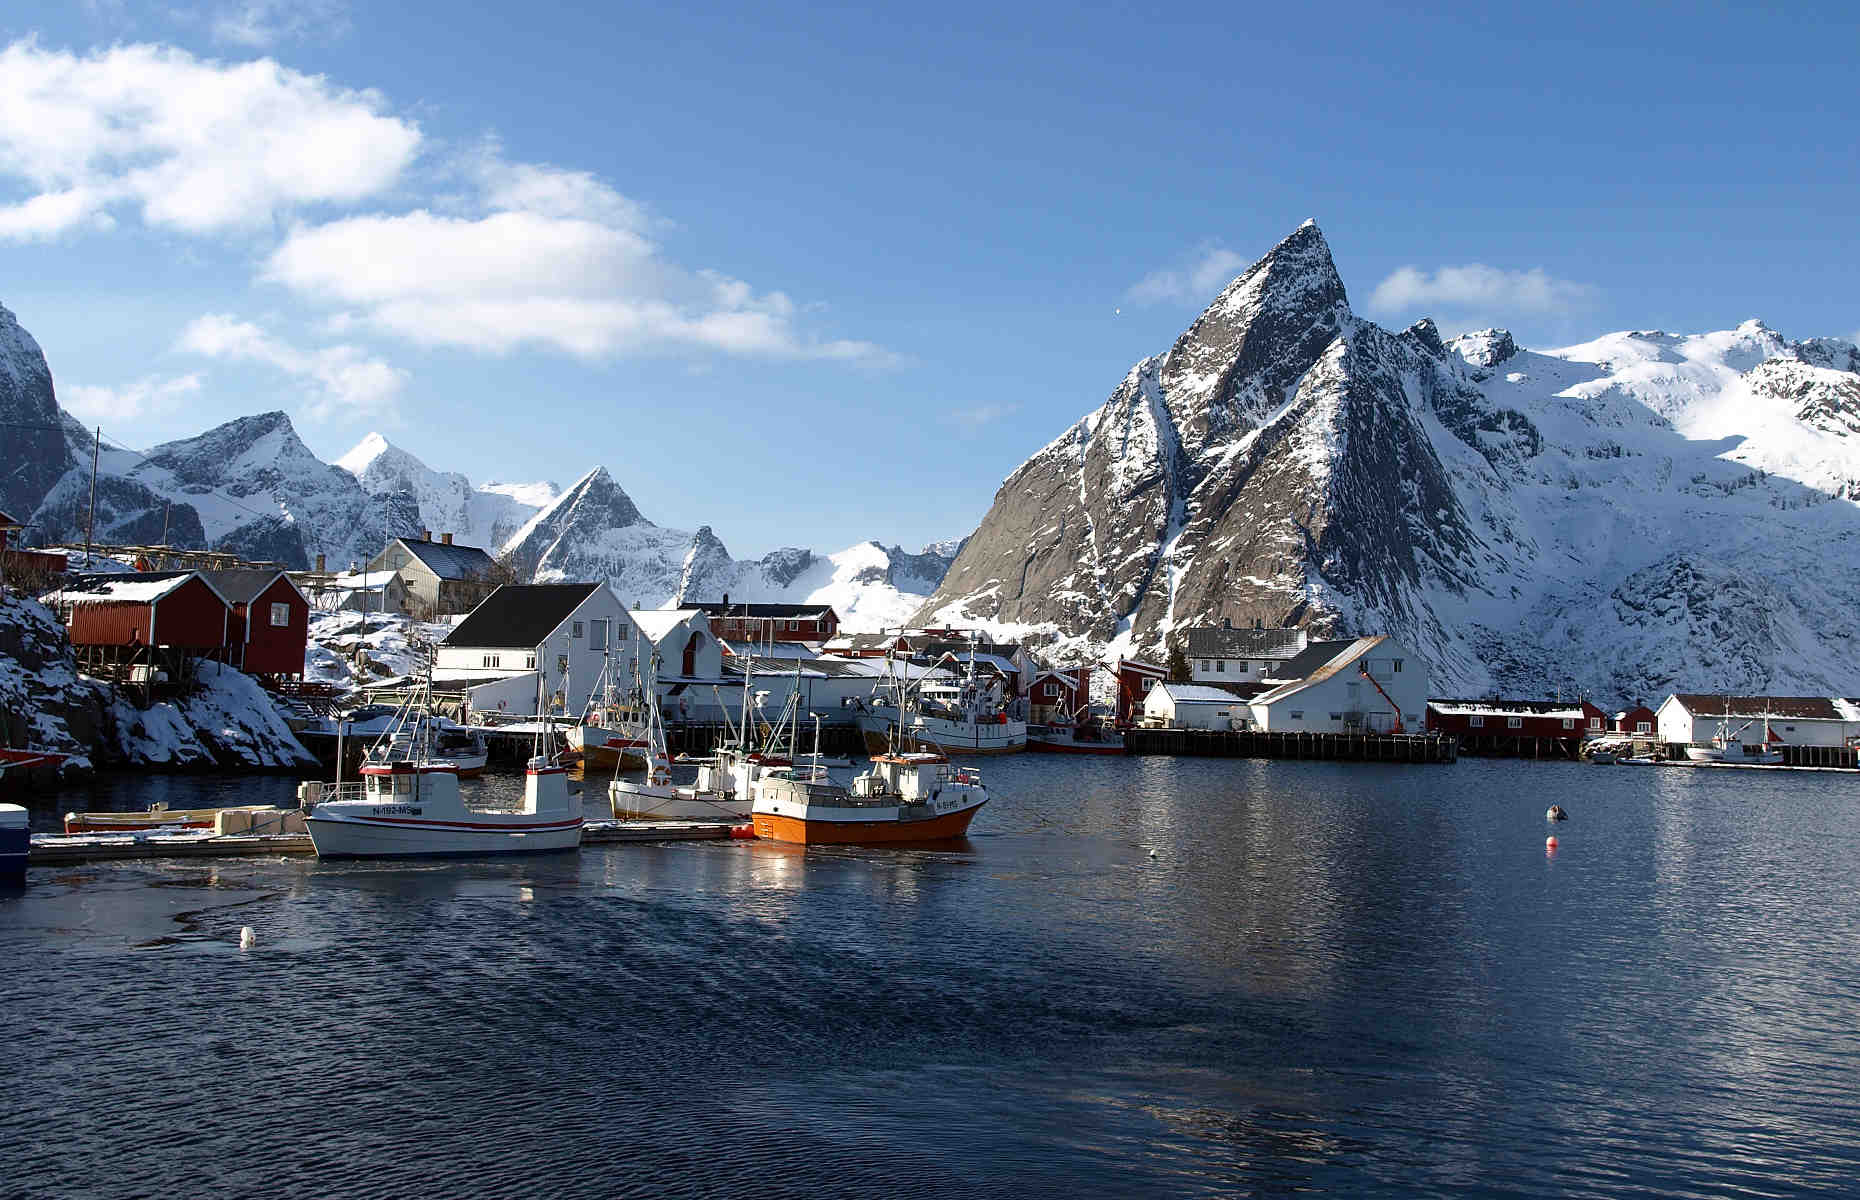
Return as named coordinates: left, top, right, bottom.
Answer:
left=4, top=755, right=1860, bottom=1196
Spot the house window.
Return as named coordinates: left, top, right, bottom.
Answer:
left=1289, top=710, right=1304, bottom=720
left=1635, top=721, right=1651, bottom=733
left=1393, top=659, right=1403, bottom=672
left=1588, top=716, right=1601, bottom=729
left=1507, top=717, right=1523, bottom=729
left=1329, top=712, right=1343, bottom=720
left=590, top=620, right=607, bottom=650
left=1216, top=660, right=1226, bottom=673
left=269, top=602, right=290, bottom=627
left=1470, top=715, right=1484, bottom=728
left=572, top=621, right=584, bottom=639
left=788, top=620, right=799, bottom=632
left=525, top=654, right=536, bottom=669
left=1562, top=718, right=1574, bottom=729
left=557, top=655, right=569, bottom=674
left=482, top=654, right=499, bottom=669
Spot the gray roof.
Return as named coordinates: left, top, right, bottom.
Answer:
left=1262, top=639, right=1361, bottom=681
left=198, top=569, right=289, bottom=605
left=394, top=537, right=497, bottom=580
left=1185, top=625, right=1307, bottom=658
left=441, top=583, right=600, bottom=649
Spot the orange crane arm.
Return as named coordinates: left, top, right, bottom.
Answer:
left=1358, top=663, right=1405, bottom=733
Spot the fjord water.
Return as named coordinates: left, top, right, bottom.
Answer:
left=5, top=757, right=1858, bottom=1198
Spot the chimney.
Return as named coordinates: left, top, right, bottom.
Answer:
left=722, top=592, right=730, bottom=607
left=420, top=530, right=431, bottom=542
left=441, top=532, right=453, bottom=545
left=315, top=553, right=326, bottom=572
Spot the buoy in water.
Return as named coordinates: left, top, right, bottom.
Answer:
left=239, top=926, right=256, bottom=950
left=1545, top=835, right=1558, bottom=851
left=1546, top=804, right=1568, bottom=821
left=1148, top=848, right=1157, bottom=858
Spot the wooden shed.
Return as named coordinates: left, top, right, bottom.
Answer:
left=63, top=572, right=231, bottom=653
left=201, top=569, right=310, bottom=679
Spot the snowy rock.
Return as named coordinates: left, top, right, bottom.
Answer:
left=337, top=431, right=556, bottom=551
left=0, top=301, right=73, bottom=519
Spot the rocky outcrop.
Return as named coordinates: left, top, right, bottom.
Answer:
left=0, top=302, right=73, bottom=520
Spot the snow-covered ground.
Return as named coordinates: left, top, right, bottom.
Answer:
left=305, top=612, right=451, bottom=690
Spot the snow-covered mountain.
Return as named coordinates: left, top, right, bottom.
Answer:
left=0, top=302, right=73, bottom=520
left=918, top=222, right=1860, bottom=703
left=505, top=465, right=959, bottom=629
left=336, top=432, right=557, bottom=550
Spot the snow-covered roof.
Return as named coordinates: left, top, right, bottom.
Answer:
left=1663, top=694, right=1851, bottom=722
left=58, top=571, right=220, bottom=606
left=1429, top=699, right=1590, bottom=719
left=720, top=639, right=820, bottom=660
left=1251, top=637, right=1388, bottom=706
left=1152, top=683, right=1242, bottom=704
left=629, top=608, right=702, bottom=645
left=332, top=569, right=400, bottom=590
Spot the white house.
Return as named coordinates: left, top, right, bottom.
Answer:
left=1185, top=622, right=1310, bottom=686
left=1245, top=636, right=1427, bottom=733
left=1656, top=694, right=1860, bottom=749
left=1142, top=682, right=1244, bottom=730
left=629, top=608, right=724, bottom=682
left=437, top=583, right=638, bottom=718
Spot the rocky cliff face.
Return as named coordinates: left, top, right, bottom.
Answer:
left=920, top=224, right=1860, bottom=702
left=0, top=302, right=73, bottom=520
left=337, top=431, right=556, bottom=550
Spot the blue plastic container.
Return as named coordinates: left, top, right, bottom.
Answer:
left=0, top=803, right=28, bottom=884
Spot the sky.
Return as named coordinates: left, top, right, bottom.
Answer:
left=2, top=0, right=1856, bottom=556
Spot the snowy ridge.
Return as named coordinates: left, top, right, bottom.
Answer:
left=920, top=223, right=1860, bottom=703
left=337, top=431, right=558, bottom=549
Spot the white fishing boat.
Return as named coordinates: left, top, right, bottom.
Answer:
left=566, top=650, right=648, bottom=770
left=609, top=646, right=755, bottom=821
left=855, top=653, right=1025, bottom=756
left=1026, top=720, right=1126, bottom=756
left=1683, top=710, right=1784, bottom=764
left=301, top=675, right=582, bottom=858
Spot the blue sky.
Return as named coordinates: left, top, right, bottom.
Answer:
left=3, top=1, right=1856, bottom=555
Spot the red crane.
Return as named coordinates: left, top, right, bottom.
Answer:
left=1357, top=662, right=1405, bottom=733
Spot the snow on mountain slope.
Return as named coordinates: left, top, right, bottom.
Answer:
left=505, top=466, right=957, bottom=629
left=337, top=431, right=557, bottom=550
left=919, top=223, right=1860, bottom=703
left=0, top=301, right=74, bottom=519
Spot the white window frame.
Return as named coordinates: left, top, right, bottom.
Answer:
left=1562, top=718, right=1574, bottom=729
left=572, top=621, right=584, bottom=639
left=1289, top=709, right=1304, bottom=720
left=1507, top=716, right=1523, bottom=729
left=269, top=601, right=290, bottom=627
left=1470, top=715, right=1484, bottom=728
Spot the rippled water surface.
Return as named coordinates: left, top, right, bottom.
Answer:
left=6, top=756, right=1860, bottom=1197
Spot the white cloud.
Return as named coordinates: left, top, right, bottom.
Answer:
left=176, top=314, right=406, bottom=421
left=1126, top=244, right=1251, bottom=306
left=1368, top=264, right=1598, bottom=318
left=0, top=39, right=419, bottom=239
left=952, top=403, right=1019, bottom=429
left=62, top=373, right=204, bottom=422
left=208, top=1, right=352, bottom=48
left=264, top=199, right=901, bottom=364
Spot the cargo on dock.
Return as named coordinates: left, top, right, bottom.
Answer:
left=1125, top=727, right=1457, bottom=763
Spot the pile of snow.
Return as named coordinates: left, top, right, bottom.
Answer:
left=105, top=659, right=316, bottom=769
left=305, top=612, right=449, bottom=690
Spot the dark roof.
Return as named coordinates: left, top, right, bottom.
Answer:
left=60, top=570, right=192, bottom=595
left=1428, top=698, right=1597, bottom=716
left=0, top=508, right=20, bottom=527
left=394, top=537, right=497, bottom=580
left=1185, top=625, right=1307, bottom=658
left=198, top=569, right=289, bottom=605
left=1669, top=695, right=1845, bottom=721
left=441, top=583, right=601, bottom=649
left=1262, top=639, right=1361, bottom=682
left=695, top=601, right=836, bottom=620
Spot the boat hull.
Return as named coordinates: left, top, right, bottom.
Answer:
left=609, top=782, right=750, bottom=821
left=1, top=804, right=26, bottom=884
left=752, top=800, right=984, bottom=845
left=1026, top=734, right=1126, bottom=756
left=568, top=726, right=647, bottom=771
left=858, top=716, right=1025, bottom=756
left=304, top=812, right=582, bottom=858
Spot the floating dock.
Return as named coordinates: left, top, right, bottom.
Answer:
left=27, top=818, right=740, bottom=866
left=1125, top=727, right=1458, bottom=763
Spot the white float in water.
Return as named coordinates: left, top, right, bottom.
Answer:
left=239, top=926, right=256, bottom=950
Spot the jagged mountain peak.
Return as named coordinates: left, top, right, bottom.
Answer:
left=0, top=298, right=70, bottom=518
left=335, top=431, right=395, bottom=475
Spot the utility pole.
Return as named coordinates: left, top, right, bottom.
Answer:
left=83, top=425, right=100, bottom=571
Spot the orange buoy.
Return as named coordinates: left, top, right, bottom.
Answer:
left=730, top=822, right=757, bottom=840
left=1545, top=835, right=1559, bottom=851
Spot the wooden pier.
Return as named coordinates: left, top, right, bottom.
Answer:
left=28, top=818, right=740, bottom=866
left=1125, top=727, right=1458, bottom=763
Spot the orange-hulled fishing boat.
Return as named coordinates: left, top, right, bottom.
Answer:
left=751, top=751, right=986, bottom=845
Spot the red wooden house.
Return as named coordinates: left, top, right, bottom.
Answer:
left=1029, top=667, right=1092, bottom=724
left=696, top=596, right=840, bottom=644
left=1613, top=705, right=1656, bottom=736
left=0, top=508, right=67, bottom=579
left=201, top=570, right=310, bottom=679
left=1114, top=658, right=1167, bottom=727
left=59, top=572, right=232, bottom=687
left=1426, top=698, right=1607, bottom=757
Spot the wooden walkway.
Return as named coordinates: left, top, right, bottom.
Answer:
left=1126, top=727, right=1457, bottom=764
left=28, top=819, right=739, bottom=866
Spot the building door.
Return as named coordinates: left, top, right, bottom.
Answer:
left=682, top=631, right=703, bottom=677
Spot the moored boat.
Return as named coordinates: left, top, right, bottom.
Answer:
left=1, top=803, right=27, bottom=884
left=752, top=751, right=986, bottom=845
left=1026, top=721, right=1126, bottom=755
left=854, top=656, right=1026, bottom=756
left=302, top=756, right=582, bottom=858
left=609, top=646, right=754, bottom=821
